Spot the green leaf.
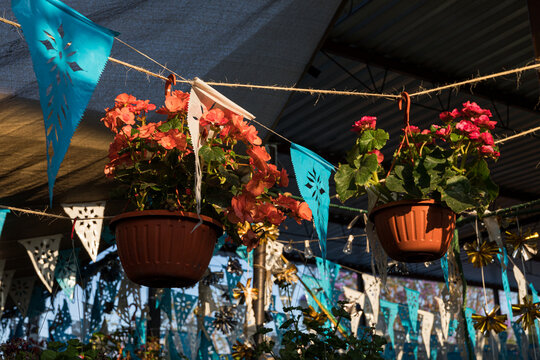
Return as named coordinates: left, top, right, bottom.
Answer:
left=40, top=350, right=58, bottom=360
left=334, top=164, right=357, bottom=202
left=353, top=154, right=379, bottom=186
left=440, top=175, right=476, bottom=213
left=357, top=129, right=389, bottom=153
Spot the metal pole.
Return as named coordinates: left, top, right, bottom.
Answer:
left=253, top=243, right=266, bottom=345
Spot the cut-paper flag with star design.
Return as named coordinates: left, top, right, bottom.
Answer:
left=290, top=143, right=333, bottom=259
left=63, top=201, right=106, bottom=262
left=12, top=0, right=118, bottom=203
left=187, top=77, right=255, bottom=217
left=19, top=234, right=61, bottom=293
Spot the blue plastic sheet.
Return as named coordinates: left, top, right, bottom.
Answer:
left=290, top=143, right=333, bottom=259
left=12, top=0, right=118, bottom=203
left=440, top=253, right=449, bottom=289
left=156, top=288, right=172, bottom=320
left=0, top=209, right=9, bottom=237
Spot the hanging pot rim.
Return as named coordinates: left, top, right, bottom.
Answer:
left=109, top=209, right=223, bottom=232
left=369, top=199, right=454, bottom=221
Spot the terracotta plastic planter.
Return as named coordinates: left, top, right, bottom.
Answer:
left=110, top=210, right=223, bottom=288
left=369, top=200, right=456, bottom=263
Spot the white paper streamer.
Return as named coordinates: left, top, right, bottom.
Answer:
left=483, top=216, right=503, bottom=249
left=343, top=286, right=365, bottom=337
left=9, top=276, right=36, bottom=316
left=62, top=201, right=106, bottom=262
left=265, top=240, right=284, bottom=271
left=419, top=309, right=434, bottom=358
left=19, top=234, right=61, bottom=292
left=512, top=264, right=528, bottom=301
left=186, top=78, right=255, bottom=218
left=362, top=273, right=380, bottom=327
left=436, top=297, right=450, bottom=341
left=363, top=215, right=388, bottom=287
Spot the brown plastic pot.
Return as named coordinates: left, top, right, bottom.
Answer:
left=110, top=210, right=223, bottom=288
left=369, top=199, right=456, bottom=263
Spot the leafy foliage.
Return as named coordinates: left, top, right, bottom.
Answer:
left=335, top=102, right=500, bottom=214
left=247, top=304, right=386, bottom=359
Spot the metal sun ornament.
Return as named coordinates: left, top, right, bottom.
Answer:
left=273, top=262, right=298, bottom=286
left=212, top=306, right=238, bottom=334
left=512, top=296, right=540, bottom=331
left=464, top=239, right=500, bottom=268
left=471, top=306, right=508, bottom=335
left=505, top=229, right=539, bottom=261
left=233, top=278, right=259, bottom=304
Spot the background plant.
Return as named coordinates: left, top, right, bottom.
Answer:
left=102, top=92, right=311, bottom=249
left=335, top=100, right=499, bottom=214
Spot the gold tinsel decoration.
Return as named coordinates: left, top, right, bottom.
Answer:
left=464, top=240, right=500, bottom=268
left=512, top=296, right=540, bottom=331
left=471, top=306, right=508, bottom=335
left=302, top=305, right=327, bottom=327
left=505, top=229, right=539, bottom=261
left=273, top=262, right=298, bottom=286
left=232, top=278, right=259, bottom=304
left=231, top=340, right=255, bottom=360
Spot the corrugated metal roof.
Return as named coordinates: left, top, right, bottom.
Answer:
left=272, top=0, right=540, bottom=287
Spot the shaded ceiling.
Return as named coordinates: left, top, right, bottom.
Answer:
left=0, top=0, right=539, bottom=305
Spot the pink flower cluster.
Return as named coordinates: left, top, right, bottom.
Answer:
left=441, top=101, right=499, bottom=158
left=351, top=116, right=377, bottom=132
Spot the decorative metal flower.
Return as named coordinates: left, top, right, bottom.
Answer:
left=227, top=257, right=243, bottom=276
left=471, top=306, right=507, bottom=335
left=505, top=229, right=539, bottom=261
left=232, top=340, right=255, bottom=360
left=302, top=305, right=327, bottom=327
left=464, top=240, right=500, bottom=268
left=213, top=306, right=238, bottom=334
left=273, top=262, right=298, bottom=286
left=233, top=278, right=258, bottom=304
left=512, top=296, right=540, bottom=331
left=201, top=271, right=224, bottom=286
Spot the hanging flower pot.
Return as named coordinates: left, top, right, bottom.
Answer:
left=369, top=199, right=456, bottom=263
left=110, top=210, right=223, bottom=288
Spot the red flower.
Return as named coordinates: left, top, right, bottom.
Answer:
left=158, top=130, right=188, bottom=151
left=156, top=90, right=189, bottom=116
left=253, top=203, right=285, bottom=225
left=200, top=108, right=229, bottom=127
left=351, top=116, right=377, bottom=132
left=461, top=101, right=492, bottom=118
left=368, top=149, right=384, bottom=164
left=297, top=202, right=312, bottom=221
left=435, top=125, right=451, bottom=137
left=279, top=168, right=289, bottom=188
left=408, top=125, right=421, bottom=134
left=479, top=132, right=494, bottom=146
left=247, top=146, right=271, bottom=171
left=456, top=120, right=479, bottom=134
left=479, top=145, right=498, bottom=157
left=230, top=194, right=256, bottom=223
left=473, top=115, right=496, bottom=130
left=137, top=122, right=157, bottom=139
left=115, top=93, right=137, bottom=106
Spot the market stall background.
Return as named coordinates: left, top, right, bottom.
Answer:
left=0, top=0, right=539, bottom=352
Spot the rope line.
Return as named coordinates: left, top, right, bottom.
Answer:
left=1, top=16, right=540, bottom=146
